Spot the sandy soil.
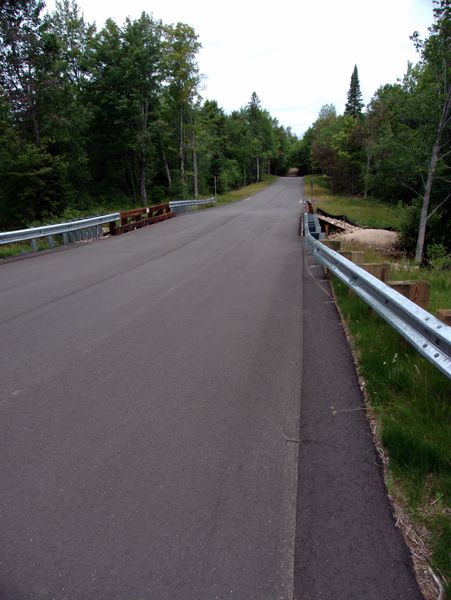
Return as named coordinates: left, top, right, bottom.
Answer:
left=331, top=228, right=399, bottom=249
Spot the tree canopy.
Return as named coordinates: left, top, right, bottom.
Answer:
left=293, top=2, right=450, bottom=261
left=0, top=0, right=296, bottom=229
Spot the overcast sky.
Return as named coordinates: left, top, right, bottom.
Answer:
left=46, top=0, right=434, bottom=136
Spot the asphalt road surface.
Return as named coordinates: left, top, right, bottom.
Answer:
left=0, top=178, right=422, bottom=599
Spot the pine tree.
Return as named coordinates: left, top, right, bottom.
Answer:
left=344, top=65, right=364, bottom=117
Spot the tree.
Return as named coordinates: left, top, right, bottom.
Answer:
left=85, top=14, right=163, bottom=204
left=0, top=3, right=296, bottom=226
left=364, top=78, right=425, bottom=203
left=48, top=0, right=95, bottom=88
left=411, top=0, right=450, bottom=262
left=0, top=0, right=46, bottom=142
left=163, top=22, right=201, bottom=197
left=0, top=0, right=80, bottom=224
left=44, top=1, right=95, bottom=204
left=344, top=65, right=364, bottom=118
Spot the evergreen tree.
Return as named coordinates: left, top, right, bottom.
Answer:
left=344, top=65, right=364, bottom=117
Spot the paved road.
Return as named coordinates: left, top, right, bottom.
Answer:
left=0, top=178, right=421, bottom=599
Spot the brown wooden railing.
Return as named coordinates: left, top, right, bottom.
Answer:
left=109, top=204, right=176, bottom=235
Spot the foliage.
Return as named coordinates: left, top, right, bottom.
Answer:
left=426, top=243, right=451, bottom=270
left=344, top=65, right=364, bottom=118
left=297, top=3, right=450, bottom=259
left=0, top=2, right=297, bottom=229
left=399, top=192, right=451, bottom=256
left=305, top=175, right=407, bottom=229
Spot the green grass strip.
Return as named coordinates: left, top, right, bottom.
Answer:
left=332, top=274, right=451, bottom=594
left=304, top=175, right=406, bottom=229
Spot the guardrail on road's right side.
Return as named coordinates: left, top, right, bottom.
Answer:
left=303, top=213, right=451, bottom=380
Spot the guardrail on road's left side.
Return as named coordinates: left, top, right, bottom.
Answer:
left=169, top=198, right=216, bottom=215
left=0, top=213, right=120, bottom=252
left=0, top=197, right=217, bottom=255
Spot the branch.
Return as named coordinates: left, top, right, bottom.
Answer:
left=420, top=172, right=426, bottom=188
left=401, top=182, right=423, bottom=199
left=427, top=194, right=450, bottom=221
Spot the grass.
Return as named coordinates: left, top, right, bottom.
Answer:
left=0, top=238, right=51, bottom=260
left=312, top=171, right=451, bottom=595
left=305, top=174, right=407, bottom=229
left=215, top=175, right=278, bottom=205
left=333, top=277, right=451, bottom=596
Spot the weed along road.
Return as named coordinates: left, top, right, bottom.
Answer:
left=0, top=178, right=421, bottom=600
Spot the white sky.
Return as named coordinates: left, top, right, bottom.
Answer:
left=46, top=0, right=434, bottom=136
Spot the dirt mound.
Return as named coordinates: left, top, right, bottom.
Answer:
left=332, top=228, right=399, bottom=249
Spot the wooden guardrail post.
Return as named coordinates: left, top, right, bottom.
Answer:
left=360, top=263, right=390, bottom=282
left=386, top=280, right=430, bottom=309
left=436, top=309, right=451, bottom=325
left=321, top=240, right=341, bottom=251
left=338, top=250, right=365, bottom=264
left=321, top=240, right=341, bottom=279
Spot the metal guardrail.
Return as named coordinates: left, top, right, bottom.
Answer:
left=0, top=213, right=120, bottom=251
left=0, top=198, right=216, bottom=253
left=303, top=213, right=451, bottom=379
left=169, top=198, right=216, bottom=215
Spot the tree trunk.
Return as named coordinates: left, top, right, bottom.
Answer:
left=139, top=99, right=149, bottom=205
left=364, top=152, right=370, bottom=199
left=140, top=158, right=148, bottom=205
left=162, top=149, right=172, bottom=188
left=415, top=87, right=451, bottom=263
left=128, top=161, right=138, bottom=204
left=192, top=128, right=198, bottom=198
left=256, top=156, right=260, bottom=182
left=179, top=108, right=186, bottom=196
left=29, top=85, right=40, bottom=145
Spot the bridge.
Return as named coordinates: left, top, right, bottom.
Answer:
left=0, top=178, right=421, bottom=599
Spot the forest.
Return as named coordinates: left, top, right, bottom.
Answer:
left=0, top=0, right=296, bottom=230
left=0, top=0, right=449, bottom=263
left=292, top=0, right=450, bottom=260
